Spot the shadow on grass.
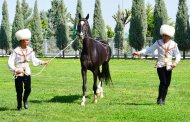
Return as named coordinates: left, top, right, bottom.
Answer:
left=0, top=107, right=17, bottom=111
left=30, top=100, right=43, bottom=104
left=47, top=95, right=81, bottom=103
left=126, top=102, right=155, bottom=106
left=30, top=95, right=92, bottom=104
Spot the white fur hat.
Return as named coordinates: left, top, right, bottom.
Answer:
left=160, top=24, right=175, bottom=37
left=15, top=28, right=31, bottom=41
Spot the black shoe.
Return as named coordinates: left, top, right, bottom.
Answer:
left=157, top=99, right=165, bottom=105
left=157, top=99, right=162, bottom=105
left=24, top=101, right=28, bottom=109
left=162, top=100, right=165, bottom=105
left=17, top=107, right=22, bottom=111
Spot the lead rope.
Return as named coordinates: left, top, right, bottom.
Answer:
left=31, top=37, right=78, bottom=77
left=13, top=37, right=78, bottom=79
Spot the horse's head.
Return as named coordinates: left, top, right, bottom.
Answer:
left=77, top=13, right=91, bottom=39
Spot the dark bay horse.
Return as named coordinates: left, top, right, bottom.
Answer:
left=77, top=14, right=112, bottom=106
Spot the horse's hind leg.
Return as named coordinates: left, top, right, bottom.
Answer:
left=93, top=70, right=98, bottom=103
left=97, top=69, right=104, bottom=98
left=81, top=68, right=87, bottom=106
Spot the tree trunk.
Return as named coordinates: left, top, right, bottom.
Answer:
left=75, top=51, right=77, bottom=58
left=62, top=50, right=65, bottom=58
left=117, top=49, right=119, bottom=58
left=183, top=50, right=185, bottom=59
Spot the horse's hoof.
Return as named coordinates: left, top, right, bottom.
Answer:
left=96, top=93, right=101, bottom=97
left=93, top=99, right=97, bottom=103
left=81, top=102, right=85, bottom=106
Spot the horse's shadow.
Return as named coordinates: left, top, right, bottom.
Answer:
left=30, top=95, right=91, bottom=104
left=47, top=95, right=81, bottom=103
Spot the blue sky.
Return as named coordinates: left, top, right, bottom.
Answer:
left=0, top=0, right=190, bottom=32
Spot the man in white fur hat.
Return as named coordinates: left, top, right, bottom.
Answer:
left=8, top=28, right=49, bottom=111
left=133, top=24, right=181, bottom=105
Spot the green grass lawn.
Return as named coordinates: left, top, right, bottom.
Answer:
left=0, top=58, right=190, bottom=122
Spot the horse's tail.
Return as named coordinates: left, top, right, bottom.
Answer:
left=102, top=62, right=112, bottom=85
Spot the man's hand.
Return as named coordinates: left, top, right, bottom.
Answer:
left=15, top=68, right=24, bottom=74
left=132, top=51, right=141, bottom=56
left=42, top=61, right=49, bottom=65
left=172, top=62, right=177, bottom=69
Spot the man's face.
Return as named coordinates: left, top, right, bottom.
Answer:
left=21, top=39, right=30, bottom=46
left=162, top=34, right=170, bottom=42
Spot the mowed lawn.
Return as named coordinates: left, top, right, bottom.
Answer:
left=0, top=57, right=190, bottom=122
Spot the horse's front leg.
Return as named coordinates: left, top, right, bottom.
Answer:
left=93, top=70, right=98, bottom=103
left=97, top=69, right=104, bottom=98
left=81, top=68, right=87, bottom=106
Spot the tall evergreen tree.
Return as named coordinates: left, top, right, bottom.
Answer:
left=92, top=0, right=106, bottom=40
left=0, top=0, right=11, bottom=55
left=175, top=0, right=189, bottom=59
left=47, top=0, right=59, bottom=38
left=71, top=0, right=83, bottom=57
left=146, top=3, right=154, bottom=37
left=40, top=11, right=48, bottom=39
left=129, top=0, right=147, bottom=51
left=114, top=6, right=124, bottom=57
left=11, top=0, right=24, bottom=49
left=21, top=0, right=32, bottom=27
left=31, top=0, right=43, bottom=56
left=56, top=0, right=69, bottom=58
left=153, top=0, right=168, bottom=42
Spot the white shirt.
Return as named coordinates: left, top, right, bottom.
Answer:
left=140, top=39, right=181, bottom=68
left=8, top=46, right=43, bottom=76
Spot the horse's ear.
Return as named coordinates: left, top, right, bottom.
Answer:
left=79, top=13, right=82, bottom=19
left=86, top=14, right=89, bottom=20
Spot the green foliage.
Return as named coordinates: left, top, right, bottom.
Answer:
left=1, top=58, right=190, bottom=121
left=175, top=0, right=190, bottom=59
left=56, top=0, right=69, bottom=58
left=72, top=0, right=83, bottom=53
left=153, top=0, right=168, bottom=42
left=40, top=11, right=48, bottom=39
left=146, top=3, right=154, bottom=37
left=11, top=0, right=24, bottom=49
left=106, top=25, right=115, bottom=38
left=0, top=0, right=11, bottom=54
left=129, top=0, right=147, bottom=51
left=21, top=0, right=32, bottom=28
left=92, top=0, right=107, bottom=40
left=47, top=0, right=59, bottom=38
left=31, top=0, right=43, bottom=56
left=114, top=7, right=124, bottom=56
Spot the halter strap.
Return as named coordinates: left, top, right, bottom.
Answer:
left=19, top=47, right=28, bottom=63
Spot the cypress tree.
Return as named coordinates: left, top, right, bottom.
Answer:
left=56, top=0, right=69, bottom=58
left=71, top=0, right=83, bottom=57
left=47, top=0, right=59, bottom=38
left=153, top=0, right=168, bottom=42
left=146, top=3, right=154, bottom=37
left=129, top=0, right=147, bottom=51
left=175, top=0, right=189, bottom=59
left=92, top=0, right=106, bottom=40
left=40, top=11, right=48, bottom=39
left=21, top=0, right=32, bottom=27
left=31, top=0, right=43, bottom=56
left=0, top=0, right=11, bottom=55
left=114, top=6, right=124, bottom=57
left=11, top=0, right=24, bottom=49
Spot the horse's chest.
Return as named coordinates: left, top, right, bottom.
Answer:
left=81, top=55, right=93, bottom=67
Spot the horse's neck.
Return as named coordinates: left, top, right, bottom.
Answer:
left=82, top=38, right=93, bottom=52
